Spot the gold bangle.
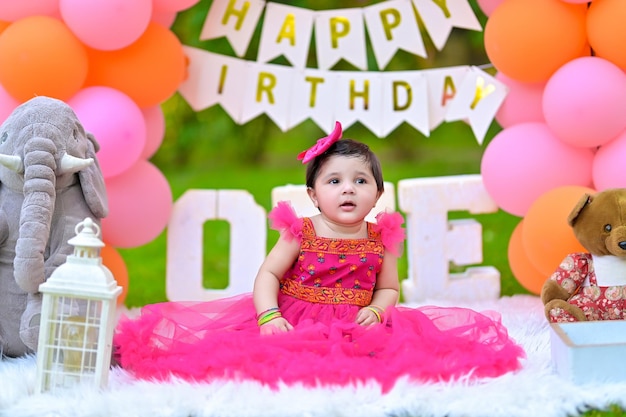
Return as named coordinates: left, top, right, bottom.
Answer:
left=365, top=306, right=382, bottom=323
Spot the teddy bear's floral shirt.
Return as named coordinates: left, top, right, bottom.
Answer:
left=548, top=252, right=626, bottom=322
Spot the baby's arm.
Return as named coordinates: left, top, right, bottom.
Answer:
left=253, top=235, right=300, bottom=334
left=356, top=250, right=400, bottom=326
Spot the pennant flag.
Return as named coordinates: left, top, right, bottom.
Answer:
left=364, top=0, right=427, bottom=70
left=381, top=71, right=430, bottom=137
left=177, top=47, right=247, bottom=122
left=288, top=69, right=338, bottom=133
left=412, top=0, right=481, bottom=51
left=200, top=0, right=265, bottom=57
left=445, top=67, right=508, bottom=145
left=334, top=71, right=384, bottom=136
left=315, top=8, right=368, bottom=71
left=422, top=66, right=470, bottom=130
left=240, top=62, right=295, bottom=131
left=257, top=3, right=314, bottom=69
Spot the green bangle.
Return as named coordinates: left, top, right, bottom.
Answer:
left=257, top=310, right=282, bottom=326
left=256, top=307, right=279, bottom=320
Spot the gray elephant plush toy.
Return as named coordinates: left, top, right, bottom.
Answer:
left=0, top=96, right=108, bottom=357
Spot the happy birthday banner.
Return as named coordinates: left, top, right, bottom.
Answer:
left=177, top=0, right=508, bottom=143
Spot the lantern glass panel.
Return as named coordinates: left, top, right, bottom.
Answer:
left=39, top=294, right=102, bottom=393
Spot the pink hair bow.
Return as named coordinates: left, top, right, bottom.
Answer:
left=297, top=121, right=342, bottom=164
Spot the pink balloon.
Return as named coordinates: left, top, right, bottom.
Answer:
left=495, top=72, right=545, bottom=128
left=153, top=0, right=200, bottom=12
left=481, top=122, right=595, bottom=217
left=592, top=130, right=626, bottom=190
left=60, top=0, right=152, bottom=50
left=543, top=56, right=626, bottom=148
left=141, top=105, right=165, bottom=159
left=102, top=160, right=172, bottom=248
left=477, top=0, right=506, bottom=16
left=68, top=86, right=146, bottom=178
left=152, top=10, right=178, bottom=28
left=0, top=83, right=19, bottom=124
left=0, top=0, right=59, bottom=21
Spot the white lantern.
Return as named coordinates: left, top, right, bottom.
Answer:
left=36, top=217, right=122, bottom=393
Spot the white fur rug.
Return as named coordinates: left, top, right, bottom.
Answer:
left=1, top=295, right=625, bottom=417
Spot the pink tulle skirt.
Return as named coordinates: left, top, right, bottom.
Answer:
left=114, top=294, right=525, bottom=391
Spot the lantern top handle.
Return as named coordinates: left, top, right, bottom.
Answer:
left=68, top=217, right=104, bottom=249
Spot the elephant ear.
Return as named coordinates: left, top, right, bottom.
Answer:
left=80, top=132, right=108, bottom=218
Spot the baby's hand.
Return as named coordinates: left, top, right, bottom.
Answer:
left=356, top=306, right=381, bottom=326
left=260, top=317, right=293, bottom=335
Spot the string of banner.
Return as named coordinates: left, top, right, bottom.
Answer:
left=177, top=0, right=507, bottom=144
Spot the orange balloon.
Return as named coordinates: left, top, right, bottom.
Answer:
left=587, top=0, right=626, bottom=71
left=101, top=245, right=129, bottom=306
left=0, top=16, right=88, bottom=101
left=484, top=0, right=588, bottom=82
left=0, top=21, right=9, bottom=34
left=85, top=22, right=186, bottom=107
left=508, top=220, right=546, bottom=295
left=522, top=185, right=595, bottom=277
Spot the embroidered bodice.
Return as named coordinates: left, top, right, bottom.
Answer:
left=280, top=217, right=384, bottom=306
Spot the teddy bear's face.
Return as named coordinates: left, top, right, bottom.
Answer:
left=571, top=190, right=626, bottom=257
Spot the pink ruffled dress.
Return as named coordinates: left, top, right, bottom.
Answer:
left=114, top=202, right=524, bottom=391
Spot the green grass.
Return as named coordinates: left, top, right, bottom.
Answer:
left=582, top=405, right=626, bottom=417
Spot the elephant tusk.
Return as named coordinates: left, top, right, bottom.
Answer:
left=0, top=154, right=23, bottom=173
left=60, top=154, right=94, bottom=174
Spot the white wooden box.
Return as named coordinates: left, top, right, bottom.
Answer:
left=550, top=321, right=626, bottom=384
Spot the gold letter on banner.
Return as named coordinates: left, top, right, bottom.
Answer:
left=430, top=0, right=451, bottom=18
left=305, top=76, right=325, bottom=108
left=256, top=72, right=277, bottom=104
left=380, top=8, right=401, bottom=41
left=350, top=79, right=370, bottom=110
left=222, top=0, right=251, bottom=31
left=470, top=76, right=496, bottom=110
left=330, top=17, right=350, bottom=49
left=393, top=80, right=412, bottom=111
left=218, top=65, right=228, bottom=94
left=441, top=75, right=456, bottom=106
left=276, top=13, right=296, bottom=46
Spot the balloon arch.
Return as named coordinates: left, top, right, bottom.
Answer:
left=480, top=0, right=626, bottom=293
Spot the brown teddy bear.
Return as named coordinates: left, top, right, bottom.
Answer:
left=541, top=188, right=626, bottom=323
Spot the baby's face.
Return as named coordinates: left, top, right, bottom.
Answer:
left=308, top=154, right=380, bottom=226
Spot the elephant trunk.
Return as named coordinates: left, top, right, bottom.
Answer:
left=14, top=137, right=57, bottom=293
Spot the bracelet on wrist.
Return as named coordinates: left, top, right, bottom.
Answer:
left=257, top=309, right=282, bottom=326
left=365, top=306, right=382, bottom=323
left=256, top=307, right=279, bottom=320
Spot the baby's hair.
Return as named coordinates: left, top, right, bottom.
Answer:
left=305, top=139, right=384, bottom=193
